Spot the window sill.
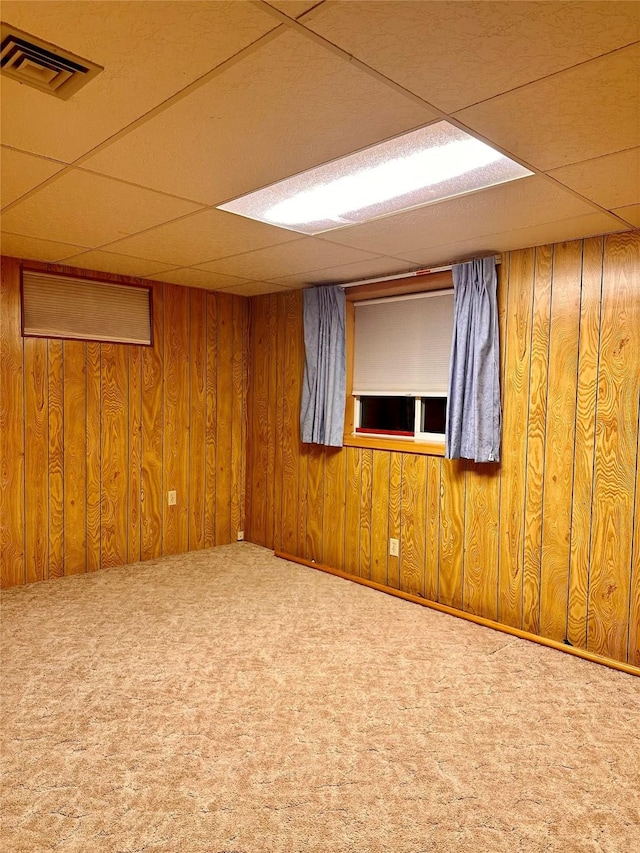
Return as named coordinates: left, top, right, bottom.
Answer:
left=343, top=433, right=445, bottom=457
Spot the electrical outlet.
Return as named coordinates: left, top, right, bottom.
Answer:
left=389, top=537, right=399, bottom=557
left=237, top=530, right=244, bottom=541
left=167, top=490, right=176, bottom=506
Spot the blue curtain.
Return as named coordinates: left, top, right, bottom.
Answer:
left=445, top=257, right=501, bottom=463
left=300, top=286, right=346, bottom=447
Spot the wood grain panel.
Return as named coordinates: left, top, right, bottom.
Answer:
left=280, top=290, right=302, bottom=555
left=100, top=344, right=128, bottom=569
left=629, top=423, right=640, bottom=667
left=359, top=448, right=373, bottom=579
left=370, top=451, right=390, bottom=585
left=141, top=281, right=164, bottom=560
left=63, top=341, right=86, bottom=575
left=231, top=295, right=246, bottom=543
left=425, top=457, right=441, bottom=602
left=322, top=448, right=346, bottom=572
left=344, top=446, right=361, bottom=575
left=587, top=232, right=640, bottom=660
left=439, top=459, right=465, bottom=609
left=128, top=345, right=142, bottom=564
left=189, top=289, right=207, bottom=552
left=539, top=240, right=582, bottom=642
left=272, top=294, right=286, bottom=553
left=24, top=338, right=48, bottom=584
left=567, top=237, right=603, bottom=648
left=264, top=295, right=278, bottom=549
left=464, top=462, right=499, bottom=619
left=400, top=453, right=426, bottom=596
left=522, top=244, right=552, bottom=633
left=306, top=445, right=325, bottom=563
left=387, top=452, right=402, bottom=590
left=498, top=248, right=534, bottom=628
left=215, top=293, right=234, bottom=545
left=204, top=292, right=217, bottom=549
left=86, top=342, right=101, bottom=572
left=163, top=284, right=190, bottom=555
left=48, top=340, right=64, bottom=579
left=297, top=441, right=309, bottom=558
left=248, top=295, right=269, bottom=546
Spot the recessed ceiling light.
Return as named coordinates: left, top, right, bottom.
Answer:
left=217, top=121, right=533, bottom=235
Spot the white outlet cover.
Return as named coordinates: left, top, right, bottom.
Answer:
left=389, top=538, right=399, bottom=557
left=167, top=490, right=176, bottom=506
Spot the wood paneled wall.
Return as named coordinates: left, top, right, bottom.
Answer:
left=245, top=232, right=640, bottom=667
left=0, top=257, right=248, bottom=588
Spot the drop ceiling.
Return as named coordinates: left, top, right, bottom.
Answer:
left=1, top=0, right=638, bottom=296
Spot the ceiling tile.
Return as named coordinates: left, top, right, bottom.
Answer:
left=612, top=204, right=640, bottom=227
left=266, top=1, right=323, bottom=19
left=196, top=237, right=380, bottom=280
left=0, top=232, right=86, bottom=262
left=58, top=251, right=177, bottom=279
left=324, top=176, right=596, bottom=256
left=455, top=44, right=640, bottom=171
left=102, top=208, right=294, bottom=267
left=215, top=281, right=295, bottom=297
left=397, top=212, right=627, bottom=267
left=267, top=256, right=419, bottom=287
left=0, top=1, right=279, bottom=162
left=547, top=147, right=640, bottom=210
left=0, top=170, right=202, bottom=248
left=304, top=1, right=640, bottom=112
left=81, top=28, right=436, bottom=204
left=145, top=268, right=259, bottom=291
left=1, top=147, right=66, bottom=208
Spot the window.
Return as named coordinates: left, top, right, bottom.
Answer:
left=345, top=280, right=454, bottom=454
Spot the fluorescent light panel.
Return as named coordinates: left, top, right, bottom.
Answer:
left=218, top=121, right=533, bottom=235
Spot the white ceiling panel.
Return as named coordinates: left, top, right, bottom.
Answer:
left=1, top=147, right=66, bottom=208
left=59, top=251, right=177, bottom=279
left=304, top=1, right=640, bottom=112
left=0, top=232, right=86, bottom=262
left=324, top=176, right=597, bottom=256
left=0, top=1, right=279, bottom=162
left=214, top=281, right=296, bottom=297
left=81, top=28, right=436, bottom=205
left=266, top=2, right=323, bottom=19
left=102, top=208, right=295, bottom=267
left=1, top=170, right=202, bottom=248
left=455, top=44, right=640, bottom=171
left=613, top=205, right=640, bottom=228
left=145, top=268, right=260, bottom=291
left=196, top=237, right=381, bottom=280
left=396, top=212, right=627, bottom=268
left=267, top=256, right=420, bottom=287
left=548, top=147, right=640, bottom=210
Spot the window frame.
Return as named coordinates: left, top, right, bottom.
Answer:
left=343, top=269, right=453, bottom=457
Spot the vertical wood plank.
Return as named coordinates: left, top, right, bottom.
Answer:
left=359, top=448, right=373, bottom=579
left=522, top=244, right=552, bottom=633
left=264, top=294, right=278, bottom=548
left=100, top=344, right=128, bottom=568
left=24, top=338, right=48, bottom=584
left=628, top=422, right=640, bottom=667
left=189, top=289, right=207, bottom=552
left=0, top=258, right=25, bottom=587
left=231, top=295, right=246, bottom=543
left=128, top=345, right=142, bottom=564
left=141, top=281, right=163, bottom=560
left=215, top=293, right=233, bottom=545
left=248, top=295, right=269, bottom=547
left=344, top=447, right=361, bottom=575
left=400, top=453, right=426, bottom=596
left=48, top=340, right=64, bottom=580
left=297, top=441, right=309, bottom=558
left=86, top=342, right=101, bottom=572
left=306, top=445, right=324, bottom=563
left=464, top=462, right=500, bottom=618
left=272, top=294, right=286, bottom=552
left=281, top=291, right=301, bottom=555
left=425, top=457, right=441, bottom=602
left=323, top=448, right=346, bottom=572
left=498, top=248, right=534, bottom=628
left=587, top=232, right=640, bottom=661
left=567, top=237, right=603, bottom=648
left=387, top=452, right=402, bottom=589
left=539, top=240, right=582, bottom=642
left=204, top=292, right=217, bottom=549
left=439, top=459, right=465, bottom=609
left=63, top=340, right=87, bottom=575
left=370, top=451, right=390, bottom=585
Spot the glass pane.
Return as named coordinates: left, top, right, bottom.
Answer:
left=420, top=397, right=447, bottom=434
left=358, top=396, right=415, bottom=435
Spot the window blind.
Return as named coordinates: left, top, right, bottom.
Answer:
left=353, top=290, right=454, bottom=395
left=22, top=271, right=152, bottom=345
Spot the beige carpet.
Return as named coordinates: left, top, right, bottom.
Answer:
left=1, top=544, right=638, bottom=853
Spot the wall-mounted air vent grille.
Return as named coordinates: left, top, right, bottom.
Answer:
left=0, top=23, right=103, bottom=99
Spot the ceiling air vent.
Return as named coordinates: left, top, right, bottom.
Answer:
left=0, top=23, right=103, bottom=99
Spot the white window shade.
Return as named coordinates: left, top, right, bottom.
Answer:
left=353, top=291, right=454, bottom=395
left=22, top=271, right=152, bottom=345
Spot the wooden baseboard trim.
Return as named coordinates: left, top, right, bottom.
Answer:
left=274, top=551, right=640, bottom=678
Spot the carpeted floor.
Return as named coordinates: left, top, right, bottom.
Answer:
left=1, top=543, right=638, bottom=853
